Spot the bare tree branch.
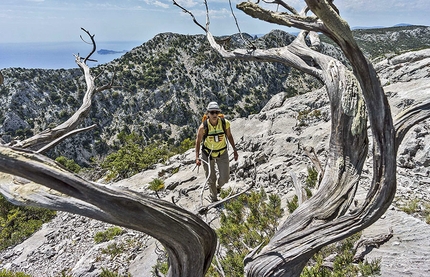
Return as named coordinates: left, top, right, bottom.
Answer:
left=80, top=27, right=98, bottom=63
left=0, top=27, right=218, bottom=276
left=394, top=98, right=430, bottom=152
left=261, top=0, right=299, bottom=14
left=236, top=2, right=325, bottom=33
left=197, top=183, right=254, bottom=215
left=0, top=146, right=217, bottom=277
left=172, top=0, right=207, bottom=32
left=36, top=124, right=97, bottom=154
left=1, top=1, right=428, bottom=276
left=11, top=29, right=113, bottom=151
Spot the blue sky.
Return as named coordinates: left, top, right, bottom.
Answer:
left=1, top=0, right=430, bottom=44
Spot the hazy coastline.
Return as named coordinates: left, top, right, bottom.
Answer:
left=0, top=41, right=140, bottom=70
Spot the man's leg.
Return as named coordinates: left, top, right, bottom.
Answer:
left=202, top=152, right=218, bottom=201
left=216, top=150, right=230, bottom=191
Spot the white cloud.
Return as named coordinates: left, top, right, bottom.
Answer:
left=152, top=1, right=169, bottom=9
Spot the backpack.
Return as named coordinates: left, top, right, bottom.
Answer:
left=201, top=114, right=228, bottom=157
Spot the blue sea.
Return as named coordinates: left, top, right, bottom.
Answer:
left=0, top=41, right=141, bottom=70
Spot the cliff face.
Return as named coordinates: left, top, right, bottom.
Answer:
left=0, top=44, right=430, bottom=276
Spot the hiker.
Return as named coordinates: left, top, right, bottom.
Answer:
left=195, top=102, right=239, bottom=202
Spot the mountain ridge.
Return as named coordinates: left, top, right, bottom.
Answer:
left=0, top=26, right=429, bottom=168
left=0, top=26, right=430, bottom=276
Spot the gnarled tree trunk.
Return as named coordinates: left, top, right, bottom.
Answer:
left=0, top=29, right=216, bottom=277
left=179, top=0, right=430, bottom=276
left=1, top=2, right=430, bottom=277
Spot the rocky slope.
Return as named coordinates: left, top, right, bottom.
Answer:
left=1, top=26, right=429, bottom=167
left=1, top=48, right=429, bottom=276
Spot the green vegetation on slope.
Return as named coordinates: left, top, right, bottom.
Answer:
left=0, top=195, right=56, bottom=251
left=101, top=131, right=194, bottom=181
left=321, top=25, right=430, bottom=61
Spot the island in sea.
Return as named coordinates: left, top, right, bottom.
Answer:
left=97, top=49, right=127, bottom=55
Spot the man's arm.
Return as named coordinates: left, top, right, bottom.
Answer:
left=225, top=127, right=238, bottom=161
left=195, top=124, right=204, bottom=166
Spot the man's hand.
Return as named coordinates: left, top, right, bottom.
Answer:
left=196, top=158, right=201, bottom=166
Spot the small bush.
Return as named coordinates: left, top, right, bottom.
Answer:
left=207, top=189, right=284, bottom=277
left=287, top=195, right=299, bottom=213
left=99, top=268, right=131, bottom=277
left=94, top=227, right=125, bottom=243
left=400, top=198, right=420, bottom=214
left=301, top=232, right=381, bottom=276
left=101, top=242, right=127, bottom=258
left=0, top=269, right=31, bottom=277
left=399, top=198, right=430, bottom=223
left=152, top=259, right=169, bottom=276
left=174, top=137, right=195, bottom=154
left=55, top=156, right=81, bottom=173
left=306, top=167, right=318, bottom=188
left=148, top=178, right=165, bottom=198
left=425, top=202, right=430, bottom=224
left=101, top=132, right=170, bottom=181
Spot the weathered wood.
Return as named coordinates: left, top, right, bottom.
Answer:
left=353, top=229, right=394, bottom=262
left=203, top=1, right=399, bottom=276
left=0, top=146, right=216, bottom=277
left=0, top=29, right=217, bottom=277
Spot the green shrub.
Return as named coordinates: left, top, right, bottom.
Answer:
left=400, top=198, right=420, bottom=214
left=207, top=189, right=284, bottom=277
left=148, top=178, right=165, bottom=198
left=306, top=167, right=318, bottom=188
left=425, top=202, right=430, bottom=224
left=301, top=232, right=381, bottom=276
left=297, top=109, right=322, bottom=127
left=152, top=258, right=169, bottom=276
left=101, top=132, right=170, bottom=181
left=94, top=227, right=125, bottom=243
left=57, top=269, right=72, bottom=277
left=287, top=195, right=299, bottom=214
left=0, top=269, right=31, bottom=277
left=55, top=156, right=81, bottom=173
left=101, top=242, right=126, bottom=258
left=99, top=268, right=131, bottom=277
left=0, top=195, right=56, bottom=251
left=102, top=134, right=169, bottom=180
left=101, top=132, right=195, bottom=181
left=175, top=138, right=195, bottom=154
left=399, top=198, right=430, bottom=224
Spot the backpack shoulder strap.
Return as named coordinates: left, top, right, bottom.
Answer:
left=221, top=117, right=226, bottom=134
left=203, top=119, right=209, bottom=141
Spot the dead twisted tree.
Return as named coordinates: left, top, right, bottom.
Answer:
left=0, top=29, right=216, bottom=277
left=175, top=0, right=430, bottom=276
left=0, top=1, right=430, bottom=277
